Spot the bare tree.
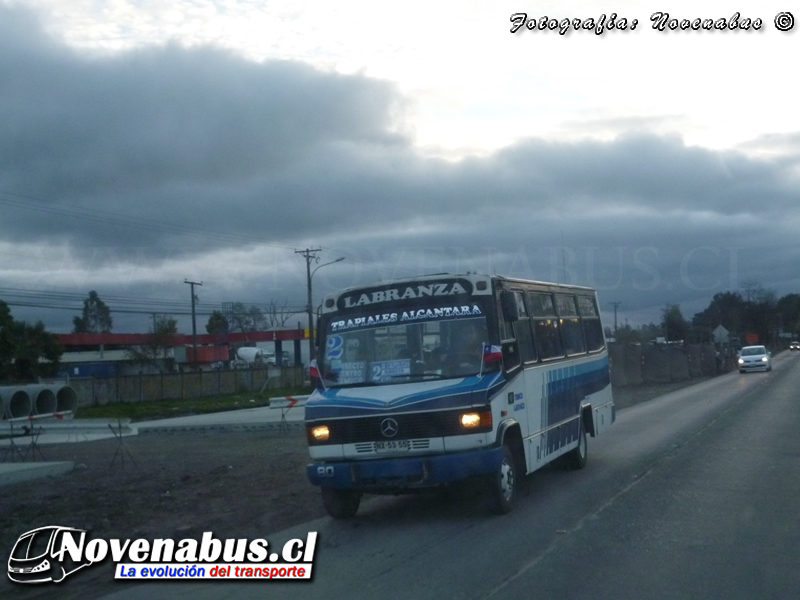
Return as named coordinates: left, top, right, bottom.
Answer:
left=127, top=315, right=178, bottom=373
left=229, top=303, right=265, bottom=332
left=264, top=299, right=297, bottom=328
left=741, top=280, right=776, bottom=306
left=226, top=301, right=299, bottom=331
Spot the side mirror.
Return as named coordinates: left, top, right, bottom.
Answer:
left=500, top=291, right=519, bottom=322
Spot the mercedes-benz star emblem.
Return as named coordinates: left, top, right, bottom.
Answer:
left=380, top=418, right=399, bottom=438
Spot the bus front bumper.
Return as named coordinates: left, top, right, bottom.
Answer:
left=307, top=446, right=504, bottom=491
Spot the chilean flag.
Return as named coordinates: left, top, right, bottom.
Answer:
left=482, top=343, right=503, bottom=363
left=309, top=359, right=321, bottom=379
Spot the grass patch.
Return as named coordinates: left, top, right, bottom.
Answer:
left=75, top=386, right=314, bottom=422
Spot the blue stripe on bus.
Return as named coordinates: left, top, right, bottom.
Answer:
left=305, top=372, right=506, bottom=420
left=544, top=356, right=610, bottom=453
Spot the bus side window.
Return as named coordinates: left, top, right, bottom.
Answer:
left=529, top=292, right=565, bottom=360
left=512, top=291, right=537, bottom=363
left=556, top=294, right=586, bottom=356
left=497, top=293, right=521, bottom=370
left=578, top=295, right=605, bottom=352
left=497, top=301, right=512, bottom=341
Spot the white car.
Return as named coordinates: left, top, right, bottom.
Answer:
left=738, top=345, right=772, bottom=373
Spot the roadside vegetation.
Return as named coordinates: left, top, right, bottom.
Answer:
left=72, top=377, right=712, bottom=422
left=611, top=282, right=800, bottom=347
left=74, top=385, right=314, bottom=422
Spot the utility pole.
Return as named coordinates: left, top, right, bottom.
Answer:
left=184, top=279, right=203, bottom=368
left=295, top=249, right=345, bottom=365
left=296, top=248, right=321, bottom=364
left=609, top=302, right=621, bottom=335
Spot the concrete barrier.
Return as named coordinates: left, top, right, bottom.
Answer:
left=610, top=342, right=722, bottom=390
left=687, top=344, right=703, bottom=378
left=642, top=345, right=671, bottom=383
left=623, top=344, right=644, bottom=387
left=701, top=343, right=718, bottom=375
left=668, top=346, right=690, bottom=382
left=608, top=344, right=627, bottom=388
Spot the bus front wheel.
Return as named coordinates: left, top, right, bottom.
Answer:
left=487, top=444, right=516, bottom=515
left=321, top=487, right=362, bottom=519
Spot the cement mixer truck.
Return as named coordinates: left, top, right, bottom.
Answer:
left=231, top=347, right=276, bottom=368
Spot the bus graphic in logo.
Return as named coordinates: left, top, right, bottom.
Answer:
left=8, top=526, right=93, bottom=584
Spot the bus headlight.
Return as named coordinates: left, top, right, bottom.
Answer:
left=461, top=413, right=481, bottom=428
left=460, top=410, right=492, bottom=429
left=308, top=425, right=330, bottom=442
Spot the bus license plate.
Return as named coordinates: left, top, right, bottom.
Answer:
left=374, top=440, right=410, bottom=453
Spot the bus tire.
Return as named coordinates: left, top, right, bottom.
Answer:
left=321, top=487, right=362, bottom=519
left=487, top=444, right=516, bottom=515
left=563, top=426, right=588, bottom=470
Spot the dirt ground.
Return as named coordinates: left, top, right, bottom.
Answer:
left=0, top=378, right=709, bottom=599
left=1, top=429, right=321, bottom=599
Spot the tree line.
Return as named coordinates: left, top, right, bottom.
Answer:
left=4, top=283, right=795, bottom=384
left=0, top=300, right=62, bottom=382
left=1, top=291, right=300, bottom=383
left=611, top=282, right=798, bottom=347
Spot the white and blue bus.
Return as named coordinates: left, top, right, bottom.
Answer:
left=305, top=273, right=615, bottom=518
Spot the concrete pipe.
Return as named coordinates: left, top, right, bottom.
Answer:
left=23, top=385, right=57, bottom=415
left=0, top=387, right=33, bottom=419
left=55, top=385, right=78, bottom=415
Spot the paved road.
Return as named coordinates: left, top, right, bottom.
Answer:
left=94, top=351, right=800, bottom=599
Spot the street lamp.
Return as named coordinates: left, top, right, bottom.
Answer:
left=305, top=256, right=345, bottom=362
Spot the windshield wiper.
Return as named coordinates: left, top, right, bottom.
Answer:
left=389, top=372, right=446, bottom=380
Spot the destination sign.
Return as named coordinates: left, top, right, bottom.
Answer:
left=339, top=280, right=473, bottom=309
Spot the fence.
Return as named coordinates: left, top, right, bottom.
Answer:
left=609, top=342, right=732, bottom=389
left=64, top=366, right=306, bottom=408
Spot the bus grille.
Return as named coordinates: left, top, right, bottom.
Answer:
left=314, top=410, right=480, bottom=445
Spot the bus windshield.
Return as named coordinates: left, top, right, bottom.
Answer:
left=11, top=529, right=50, bottom=560
left=318, top=312, right=492, bottom=387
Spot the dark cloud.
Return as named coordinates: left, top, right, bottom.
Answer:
left=0, top=4, right=406, bottom=248
left=1, top=4, right=800, bottom=332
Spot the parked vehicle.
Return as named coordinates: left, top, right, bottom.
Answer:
left=233, top=347, right=277, bottom=366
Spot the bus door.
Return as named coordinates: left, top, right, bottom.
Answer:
left=499, top=290, right=545, bottom=471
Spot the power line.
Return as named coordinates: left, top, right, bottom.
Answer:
left=0, top=286, right=306, bottom=317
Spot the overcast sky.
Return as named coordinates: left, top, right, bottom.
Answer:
left=1, top=0, right=799, bottom=334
